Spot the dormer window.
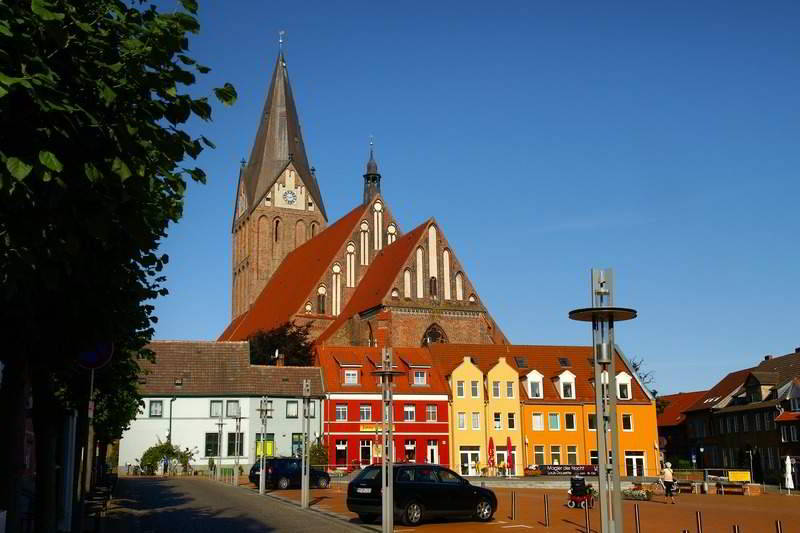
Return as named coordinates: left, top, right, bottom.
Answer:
left=558, top=370, right=576, bottom=400
left=527, top=370, right=544, bottom=399
left=616, top=372, right=632, bottom=400
left=344, top=369, right=358, bottom=385
left=413, top=371, right=426, bottom=385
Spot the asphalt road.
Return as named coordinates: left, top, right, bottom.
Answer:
left=106, top=477, right=364, bottom=533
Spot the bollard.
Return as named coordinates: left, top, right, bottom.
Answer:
left=682, top=530, right=689, bottom=533
left=732, top=526, right=741, bottom=533
left=634, top=503, right=641, bottom=533
left=584, top=501, right=590, bottom=533
left=696, top=511, right=703, bottom=533
left=511, top=491, right=516, bottom=521
left=775, top=520, right=783, bottom=533
left=544, top=494, right=550, bottom=527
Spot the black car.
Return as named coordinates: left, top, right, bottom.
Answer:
left=249, top=457, right=330, bottom=489
left=347, top=464, right=497, bottom=526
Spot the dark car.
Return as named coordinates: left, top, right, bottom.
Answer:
left=249, top=457, right=330, bottom=489
left=347, top=464, right=497, bottom=526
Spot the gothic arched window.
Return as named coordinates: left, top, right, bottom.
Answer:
left=429, top=276, right=437, bottom=297
left=421, top=323, right=448, bottom=347
left=317, top=285, right=327, bottom=314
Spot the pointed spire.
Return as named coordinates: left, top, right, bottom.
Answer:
left=363, top=136, right=381, bottom=204
left=238, top=50, right=327, bottom=221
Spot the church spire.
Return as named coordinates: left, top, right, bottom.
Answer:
left=363, top=137, right=381, bottom=204
left=238, top=50, right=327, bottom=222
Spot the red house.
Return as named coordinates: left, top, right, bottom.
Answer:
left=317, top=346, right=450, bottom=469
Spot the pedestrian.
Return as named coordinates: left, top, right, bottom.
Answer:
left=662, top=462, right=677, bottom=504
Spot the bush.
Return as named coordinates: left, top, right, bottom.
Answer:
left=139, top=440, right=196, bottom=475
left=622, top=489, right=652, bottom=501
left=310, top=443, right=328, bottom=468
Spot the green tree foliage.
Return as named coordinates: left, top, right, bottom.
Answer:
left=309, top=442, right=328, bottom=468
left=0, top=1, right=234, bottom=529
left=249, top=321, right=314, bottom=366
left=139, top=440, right=196, bottom=475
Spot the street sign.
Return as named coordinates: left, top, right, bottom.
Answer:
left=78, top=341, right=114, bottom=369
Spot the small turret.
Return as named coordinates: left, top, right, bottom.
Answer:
left=363, top=140, right=381, bottom=204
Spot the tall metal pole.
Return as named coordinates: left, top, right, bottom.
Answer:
left=234, top=414, right=241, bottom=486
left=373, top=348, right=401, bottom=533
left=258, top=396, right=269, bottom=494
left=215, top=408, right=224, bottom=481
left=570, top=268, right=637, bottom=533
left=301, top=379, right=311, bottom=508
left=83, top=368, right=95, bottom=495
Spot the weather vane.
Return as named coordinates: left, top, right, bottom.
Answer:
left=279, top=30, right=286, bottom=50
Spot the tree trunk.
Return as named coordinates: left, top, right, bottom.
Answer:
left=0, top=357, right=28, bottom=533
left=97, top=441, right=108, bottom=483
left=70, top=406, right=88, bottom=533
left=32, top=370, right=58, bottom=533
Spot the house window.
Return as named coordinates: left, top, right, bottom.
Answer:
left=456, top=381, right=464, bottom=398
left=210, top=400, right=222, bottom=418
left=360, top=404, right=372, bottom=421
left=550, top=445, right=561, bottom=465
left=204, top=433, right=220, bottom=457
left=335, top=404, right=347, bottom=421
left=565, top=413, right=576, bottom=431
left=404, top=405, right=415, bottom=421
left=255, top=433, right=275, bottom=458
left=226, top=400, right=240, bottom=417
left=472, top=412, right=480, bottom=430
left=414, top=371, right=426, bottom=385
left=529, top=380, right=542, bottom=399
left=292, top=433, right=303, bottom=456
left=227, top=432, right=244, bottom=457
left=791, top=425, right=798, bottom=442
left=781, top=425, right=788, bottom=442
left=360, top=440, right=372, bottom=464
left=622, top=414, right=633, bottom=431
left=458, top=412, right=466, bottom=430
left=426, top=404, right=437, bottom=421
left=588, top=414, right=597, bottom=430
left=286, top=401, right=298, bottom=418
left=149, top=400, right=163, bottom=418
left=755, top=412, right=762, bottom=431
left=506, top=381, right=514, bottom=398
left=508, top=413, right=516, bottom=430
left=791, top=398, right=800, bottom=411
left=590, top=450, right=599, bottom=465
left=471, top=380, right=479, bottom=398
left=534, top=445, right=545, bottom=466
left=494, top=412, right=502, bottom=430
left=317, top=286, right=326, bottom=314
left=532, top=413, right=544, bottom=431
left=567, top=445, right=578, bottom=465
left=562, top=382, right=573, bottom=399
left=743, top=414, right=749, bottom=432
left=492, top=381, right=500, bottom=398
left=548, top=413, right=560, bottom=431
left=618, top=383, right=630, bottom=400
left=344, top=370, right=358, bottom=385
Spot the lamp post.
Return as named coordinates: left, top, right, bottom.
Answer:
left=257, top=396, right=269, bottom=494
left=570, top=269, right=637, bottom=533
left=301, top=379, right=312, bottom=509
left=168, top=397, right=177, bottom=444
left=372, top=348, right=403, bottom=533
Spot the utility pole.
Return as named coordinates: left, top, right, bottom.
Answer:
left=234, top=411, right=242, bottom=486
left=373, top=348, right=402, bottom=533
left=570, top=269, right=637, bottom=533
left=168, top=397, right=177, bottom=444
left=215, top=407, right=225, bottom=481
left=257, top=396, right=269, bottom=494
left=301, top=380, right=311, bottom=508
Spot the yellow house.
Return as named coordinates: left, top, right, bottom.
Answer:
left=485, top=357, right=524, bottom=475
left=446, top=356, right=488, bottom=476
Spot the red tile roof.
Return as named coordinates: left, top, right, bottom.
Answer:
left=775, top=411, right=800, bottom=422
left=139, top=341, right=325, bottom=397
left=315, top=221, right=429, bottom=344
left=684, top=367, right=754, bottom=412
left=219, top=203, right=369, bottom=341
left=316, top=346, right=449, bottom=395
left=657, top=391, right=708, bottom=427
left=427, top=344, right=651, bottom=403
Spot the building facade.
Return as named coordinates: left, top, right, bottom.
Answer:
left=657, top=390, right=707, bottom=468
left=118, top=341, right=325, bottom=472
left=317, top=347, right=451, bottom=469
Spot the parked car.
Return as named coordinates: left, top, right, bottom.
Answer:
left=249, top=457, right=330, bottom=489
left=347, top=464, right=497, bottom=526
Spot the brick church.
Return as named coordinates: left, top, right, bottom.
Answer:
left=218, top=51, right=508, bottom=348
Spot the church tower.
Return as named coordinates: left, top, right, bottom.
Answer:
left=230, top=51, right=327, bottom=319
left=363, top=143, right=381, bottom=204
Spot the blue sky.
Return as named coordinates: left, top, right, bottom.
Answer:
left=153, top=0, right=800, bottom=395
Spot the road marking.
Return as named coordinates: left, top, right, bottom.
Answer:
left=500, top=526, right=533, bottom=529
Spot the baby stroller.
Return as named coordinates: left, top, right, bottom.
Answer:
left=567, top=475, right=595, bottom=509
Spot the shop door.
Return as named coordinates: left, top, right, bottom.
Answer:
left=427, top=440, right=439, bottom=464
left=459, top=447, right=480, bottom=476
left=625, top=451, right=645, bottom=477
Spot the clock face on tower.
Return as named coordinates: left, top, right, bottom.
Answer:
left=282, top=190, right=297, bottom=205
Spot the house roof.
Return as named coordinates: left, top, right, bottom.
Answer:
left=219, top=203, right=369, bottom=341
left=755, top=350, right=800, bottom=388
left=315, top=220, right=429, bottom=344
left=657, top=391, right=708, bottom=427
left=426, top=344, right=651, bottom=403
left=685, top=367, right=755, bottom=412
left=139, top=340, right=325, bottom=397
left=316, top=346, right=449, bottom=395
left=775, top=411, right=800, bottom=423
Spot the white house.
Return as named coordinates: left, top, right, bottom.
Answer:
left=118, top=341, right=324, bottom=473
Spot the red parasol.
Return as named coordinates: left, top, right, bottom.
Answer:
left=506, top=436, right=513, bottom=475
left=488, top=437, right=495, bottom=467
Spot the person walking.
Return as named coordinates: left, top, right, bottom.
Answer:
left=662, top=462, right=677, bottom=504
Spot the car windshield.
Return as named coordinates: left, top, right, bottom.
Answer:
left=438, top=469, right=462, bottom=484
left=354, top=467, right=380, bottom=481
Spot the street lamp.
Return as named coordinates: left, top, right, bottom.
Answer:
left=168, top=397, right=177, bottom=444
left=570, top=269, right=637, bottom=533
left=257, top=396, right=270, bottom=495
left=372, top=348, right=403, bottom=533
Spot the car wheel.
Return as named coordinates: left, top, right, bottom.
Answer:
left=475, top=498, right=493, bottom=522
left=580, top=500, right=588, bottom=509
left=358, top=513, right=377, bottom=524
left=317, top=477, right=329, bottom=489
left=567, top=500, right=576, bottom=509
left=403, top=501, right=424, bottom=526
left=277, top=477, right=290, bottom=490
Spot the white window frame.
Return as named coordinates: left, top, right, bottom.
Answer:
left=472, top=412, right=480, bottom=430
left=558, top=370, right=576, bottom=400
left=149, top=400, right=163, bottom=418
left=550, top=445, right=561, bottom=465
left=527, top=370, right=544, bottom=399
left=335, top=404, right=347, bottom=421
left=506, top=381, right=514, bottom=398
left=344, top=369, right=358, bottom=385
left=493, top=412, right=502, bottom=430
left=404, top=404, right=415, bottom=422
left=532, top=412, right=544, bottom=431
left=414, top=371, right=426, bottom=385
left=360, top=404, right=372, bottom=422
left=567, top=445, right=578, bottom=465
left=457, top=412, right=466, bottom=430
left=548, top=412, right=560, bottom=431
left=426, top=404, right=437, bottom=422
left=565, top=412, right=577, bottom=431
left=492, top=381, right=500, bottom=398
left=456, top=380, right=464, bottom=398
left=471, top=380, right=479, bottom=398
left=616, top=372, right=632, bottom=400
left=622, top=413, right=634, bottom=432
left=534, top=445, right=545, bottom=466
left=507, top=412, right=516, bottom=430
left=588, top=413, right=597, bottom=431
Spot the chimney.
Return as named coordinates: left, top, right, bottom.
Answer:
left=764, top=355, right=773, bottom=361
left=276, top=354, right=285, bottom=367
